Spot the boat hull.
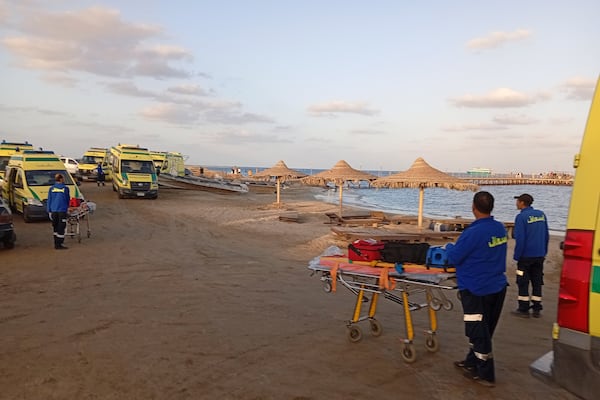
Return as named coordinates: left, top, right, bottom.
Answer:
left=158, top=174, right=249, bottom=194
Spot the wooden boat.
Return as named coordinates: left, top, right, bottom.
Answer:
left=157, top=152, right=249, bottom=194
left=158, top=173, right=249, bottom=194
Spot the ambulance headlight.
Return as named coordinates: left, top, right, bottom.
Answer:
left=26, top=198, right=43, bottom=207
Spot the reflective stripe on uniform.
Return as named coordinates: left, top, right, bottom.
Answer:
left=474, top=351, right=493, bottom=361
left=463, top=314, right=483, bottom=322
left=516, top=270, right=524, bottom=276
left=518, top=295, right=530, bottom=301
left=56, top=234, right=65, bottom=238
left=531, top=296, right=542, bottom=302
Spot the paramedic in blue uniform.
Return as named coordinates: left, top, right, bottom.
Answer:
left=47, top=173, right=70, bottom=250
left=512, top=193, right=549, bottom=318
left=96, top=162, right=105, bottom=186
left=446, top=191, right=508, bottom=387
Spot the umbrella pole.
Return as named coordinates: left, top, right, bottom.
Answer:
left=276, top=177, right=281, bottom=204
left=418, top=187, right=424, bottom=228
left=339, top=184, right=343, bottom=216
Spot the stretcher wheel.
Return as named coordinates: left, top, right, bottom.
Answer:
left=77, top=235, right=81, bottom=243
left=442, top=300, right=453, bottom=311
left=425, top=335, right=440, bottom=353
left=429, top=298, right=442, bottom=311
left=347, top=326, right=363, bottom=343
left=323, top=281, right=332, bottom=293
left=369, top=319, right=383, bottom=337
left=401, top=343, right=417, bottom=363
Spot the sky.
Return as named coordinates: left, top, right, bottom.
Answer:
left=0, top=0, right=599, bottom=174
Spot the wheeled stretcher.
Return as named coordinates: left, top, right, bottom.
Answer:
left=308, top=251, right=456, bottom=363
left=66, top=201, right=96, bottom=243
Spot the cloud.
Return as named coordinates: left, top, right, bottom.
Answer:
left=442, top=122, right=508, bottom=132
left=349, top=129, right=386, bottom=135
left=1, top=6, right=194, bottom=79
left=308, top=101, right=379, bottom=116
left=0, top=103, right=71, bottom=116
left=167, top=84, right=211, bottom=96
left=492, top=113, right=539, bottom=125
left=140, top=103, right=199, bottom=125
left=106, top=81, right=156, bottom=98
left=560, top=77, right=596, bottom=101
left=40, top=73, right=78, bottom=87
left=210, top=130, right=292, bottom=144
left=205, top=110, right=275, bottom=125
left=449, top=88, right=549, bottom=108
left=467, top=29, right=532, bottom=51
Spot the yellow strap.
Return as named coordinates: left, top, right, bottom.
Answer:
left=378, top=268, right=396, bottom=290
left=330, top=263, right=339, bottom=292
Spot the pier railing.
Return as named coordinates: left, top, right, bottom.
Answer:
left=464, top=177, right=573, bottom=186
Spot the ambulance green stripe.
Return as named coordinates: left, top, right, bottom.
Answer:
left=592, top=266, right=600, bottom=294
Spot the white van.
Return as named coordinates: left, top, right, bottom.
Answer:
left=60, top=156, right=79, bottom=175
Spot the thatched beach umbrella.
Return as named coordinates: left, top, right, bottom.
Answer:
left=372, top=157, right=478, bottom=228
left=301, top=160, right=377, bottom=215
left=254, top=160, right=307, bottom=204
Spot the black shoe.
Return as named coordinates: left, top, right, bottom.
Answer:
left=532, top=310, right=541, bottom=318
left=463, top=370, right=495, bottom=387
left=511, top=309, right=530, bottom=318
left=55, top=245, right=68, bottom=250
left=454, top=360, right=475, bottom=372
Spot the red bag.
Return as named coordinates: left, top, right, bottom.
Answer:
left=348, top=239, right=384, bottom=262
left=69, top=198, right=82, bottom=207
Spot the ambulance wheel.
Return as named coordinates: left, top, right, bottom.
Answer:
left=429, top=298, right=442, bottom=311
left=425, top=335, right=440, bottom=353
left=118, top=190, right=125, bottom=199
left=323, top=281, right=332, bottom=293
left=369, top=319, right=383, bottom=337
left=3, top=233, right=16, bottom=249
left=347, top=326, right=362, bottom=343
left=401, top=343, right=417, bottom=363
left=23, top=206, right=33, bottom=223
left=443, top=300, right=453, bottom=311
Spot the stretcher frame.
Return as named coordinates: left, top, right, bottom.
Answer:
left=309, top=258, right=456, bottom=363
left=66, top=204, right=92, bottom=243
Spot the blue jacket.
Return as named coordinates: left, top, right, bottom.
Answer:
left=513, top=206, right=549, bottom=260
left=446, top=216, right=508, bottom=296
left=47, top=182, right=70, bottom=213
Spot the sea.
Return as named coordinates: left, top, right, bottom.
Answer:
left=205, top=166, right=572, bottom=235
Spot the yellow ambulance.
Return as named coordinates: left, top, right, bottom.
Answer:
left=78, top=147, right=112, bottom=182
left=0, top=140, right=34, bottom=181
left=160, top=151, right=186, bottom=177
left=109, top=144, right=158, bottom=199
left=530, top=77, right=600, bottom=399
left=1, top=150, right=84, bottom=222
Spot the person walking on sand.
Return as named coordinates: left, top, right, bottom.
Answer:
left=96, top=162, right=105, bottom=186
left=47, top=173, right=70, bottom=250
left=511, top=193, right=549, bottom=318
left=445, top=191, right=508, bottom=388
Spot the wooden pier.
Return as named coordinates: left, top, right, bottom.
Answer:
left=464, top=177, right=573, bottom=186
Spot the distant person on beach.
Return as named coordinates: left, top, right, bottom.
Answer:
left=511, top=193, right=549, bottom=318
left=96, top=162, right=105, bottom=186
left=47, top=173, right=70, bottom=250
left=446, top=191, right=508, bottom=387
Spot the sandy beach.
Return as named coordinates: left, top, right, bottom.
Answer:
left=0, top=183, right=577, bottom=400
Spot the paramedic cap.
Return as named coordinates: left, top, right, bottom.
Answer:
left=514, top=193, right=533, bottom=206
